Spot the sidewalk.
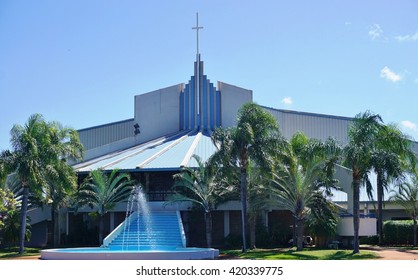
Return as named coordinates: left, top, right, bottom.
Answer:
left=363, top=246, right=418, bottom=260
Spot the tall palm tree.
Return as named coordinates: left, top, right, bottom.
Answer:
left=343, top=111, right=384, bottom=254
left=5, top=114, right=48, bottom=254
left=389, top=174, right=418, bottom=246
left=0, top=114, right=83, bottom=253
left=170, top=155, right=227, bottom=248
left=211, top=102, right=284, bottom=252
left=76, top=169, right=134, bottom=244
left=41, top=121, right=83, bottom=247
left=370, top=124, right=416, bottom=245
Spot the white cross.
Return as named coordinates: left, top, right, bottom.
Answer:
left=192, top=13, right=203, bottom=55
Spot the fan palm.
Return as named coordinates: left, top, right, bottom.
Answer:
left=76, top=169, right=134, bottom=244
left=273, top=132, right=340, bottom=251
left=305, top=191, right=339, bottom=247
left=272, top=159, right=325, bottom=251
left=170, top=155, right=227, bottom=248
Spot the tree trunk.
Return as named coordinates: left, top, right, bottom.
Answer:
left=19, top=186, right=29, bottom=255
left=99, top=215, right=104, bottom=245
left=352, top=171, right=360, bottom=254
left=377, top=171, right=384, bottom=245
left=292, top=217, right=297, bottom=247
left=296, top=218, right=304, bottom=251
left=51, top=204, right=61, bottom=247
left=413, top=216, right=417, bottom=247
left=51, top=204, right=56, bottom=247
left=249, top=214, right=256, bottom=249
left=240, top=167, right=248, bottom=253
left=204, top=211, right=212, bottom=248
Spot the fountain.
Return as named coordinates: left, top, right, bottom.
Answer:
left=40, top=185, right=219, bottom=260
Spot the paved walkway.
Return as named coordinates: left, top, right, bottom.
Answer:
left=363, top=246, right=418, bottom=260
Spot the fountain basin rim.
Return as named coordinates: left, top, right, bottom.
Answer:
left=40, top=247, right=219, bottom=260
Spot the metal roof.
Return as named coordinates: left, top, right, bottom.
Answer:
left=73, top=130, right=217, bottom=172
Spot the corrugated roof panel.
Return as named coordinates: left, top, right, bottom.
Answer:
left=75, top=141, right=156, bottom=171
left=74, top=131, right=191, bottom=171
left=111, top=137, right=181, bottom=170
left=145, top=133, right=198, bottom=169
left=187, top=133, right=217, bottom=167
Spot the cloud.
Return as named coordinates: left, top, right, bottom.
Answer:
left=395, top=30, right=418, bottom=42
left=369, top=24, right=383, bottom=39
left=415, top=78, right=418, bottom=84
left=401, top=120, right=418, bottom=131
left=380, top=66, right=402, bottom=82
left=282, top=97, right=293, bottom=105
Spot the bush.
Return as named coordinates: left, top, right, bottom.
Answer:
left=223, top=234, right=243, bottom=249
left=360, top=235, right=378, bottom=245
left=383, top=220, right=417, bottom=245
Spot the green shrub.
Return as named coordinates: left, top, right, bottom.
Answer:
left=223, top=234, right=243, bottom=249
left=383, top=220, right=417, bottom=245
left=360, top=235, right=378, bottom=245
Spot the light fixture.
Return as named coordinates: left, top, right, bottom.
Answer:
left=134, top=123, right=140, bottom=135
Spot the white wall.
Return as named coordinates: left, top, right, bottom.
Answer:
left=134, top=84, right=183, bottom=143
left=218, top=81, right=252, bottom=128
left=337, top=217, right=377, bottom=236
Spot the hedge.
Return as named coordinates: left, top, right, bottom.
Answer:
left=383, top=220, right=417, bottom=245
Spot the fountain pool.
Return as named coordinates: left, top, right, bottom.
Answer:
left=40, top=246, right=219, bottom=260
left=40, top=185, right=219, bottom=260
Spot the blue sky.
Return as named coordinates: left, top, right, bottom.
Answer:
left=1, top=0, right=418, bottom=150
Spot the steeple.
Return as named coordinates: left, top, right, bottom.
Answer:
left=192, top=13, right=203, bottom=117
left=179, top=13, right=221, bottom=132
left=192, top=12, right=203, bottom=59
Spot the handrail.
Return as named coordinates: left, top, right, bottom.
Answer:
left=102, top=212, right=134, bottom=247
left=177, top=211, right=187, bottom=248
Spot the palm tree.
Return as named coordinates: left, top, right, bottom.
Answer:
left=42, top=121, right=83, bottom=247
left=44, top=164, right=77, bottom=247
left=76, top=169, right=134, bottom=244
left=370, top=124, right=416, bottom=245
left=170, top=155, right=227, bottom=248
left=343, top=111, right=384, bottom=254
left=305, top=191, right=339, bottom=247
left=271, top=132, right=341, bottom=251
left=0, top=115, right=83, bottom=253
left=272, top=159, right=325, bottom=251
left=0, top=175, right=31, bottom=247
left=247, top=164, right=276, bottom=249
left=211, top=102, right=284, bottom=252
left=389, top=174, right=418, bottom=246
left=1, top=114, right=48, bottom=253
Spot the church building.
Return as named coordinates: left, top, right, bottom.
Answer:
left=26, top=16, right=418, bottom=248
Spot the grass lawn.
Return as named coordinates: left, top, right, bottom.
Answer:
left=0, top=247, right=41, bottom=260
left=220, top=247, right=379, bottom=260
